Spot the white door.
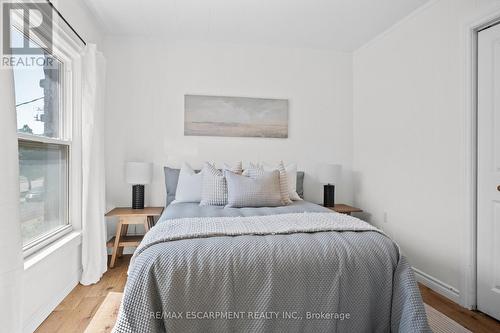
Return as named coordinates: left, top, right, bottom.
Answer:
left=477, top=22, right=500, bottom=321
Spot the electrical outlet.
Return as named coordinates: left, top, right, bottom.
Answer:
left=383, top=212, right=388, bottom=223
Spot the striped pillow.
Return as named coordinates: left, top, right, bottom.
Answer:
left=200, top=162, right=242, bottom=206
left=225, top=169, right=282, bottom=208
left=277, top=161, right=293, bottom=205
left=262, top=162, right=301, bottom=200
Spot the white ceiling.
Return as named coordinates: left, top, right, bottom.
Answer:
left=84, top=0, right=430, bottom=51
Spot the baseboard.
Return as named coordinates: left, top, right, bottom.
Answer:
left=413, top=267, right=460, bottom=304
left=23, top=268, right=82, bottom=333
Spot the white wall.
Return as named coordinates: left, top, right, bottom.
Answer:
left=22, top=1, right=103, bottom=331
left=103, top=39, right=354, bottom=228
left=353, top=0, right=500, bottom=303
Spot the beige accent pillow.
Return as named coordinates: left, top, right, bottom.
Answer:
left=263, top=162, right=301, bottom=200
left=244, top=161, right=292, bottom=205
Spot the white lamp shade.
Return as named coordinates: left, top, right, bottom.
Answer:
left=126, top=162, right=153, bottom=185
left=318, top=164, right=341, bottom=184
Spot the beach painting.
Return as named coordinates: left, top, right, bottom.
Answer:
left=184, top=95, right=288, bottom=138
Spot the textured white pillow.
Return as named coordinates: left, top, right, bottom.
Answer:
left=263, top=162, right=301, bottom=201
left=200, top=162, right=242, bottom=206
left=225, top=170, right=282, bottom=208
left=173, top=162, right=203, bottom=203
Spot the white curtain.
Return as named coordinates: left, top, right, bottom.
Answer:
left=80, top=44, right=108, bottom=285
left=0, top=69, right=23, bottom=331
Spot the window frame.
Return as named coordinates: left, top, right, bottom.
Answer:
left=11, top=4, right=85, bottom=257
left=18, top=137, right=71, bottom=257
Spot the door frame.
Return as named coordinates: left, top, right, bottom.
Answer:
left=462, top=6, right=500, bottom=309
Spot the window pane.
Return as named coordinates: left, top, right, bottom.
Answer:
left=19, top=141, right=68, bottom=245
left=12, top=27, right=63, bottom=139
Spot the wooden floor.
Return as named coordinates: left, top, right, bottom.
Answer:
left=419, top=284, right=500, bottom=333
left=36, top=255, right=500, bottom=333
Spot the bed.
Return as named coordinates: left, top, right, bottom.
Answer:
left=114, top=200, right=430, bottom=332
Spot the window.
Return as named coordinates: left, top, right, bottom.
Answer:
left=18, top=141, right=68, bottom=244
left=11, top=13, right=82, bottom=253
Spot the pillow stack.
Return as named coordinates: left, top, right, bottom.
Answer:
left=170, top=161, right=301, bottom=208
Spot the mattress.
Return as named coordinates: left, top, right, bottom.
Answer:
left=162, top=200, right=331, bottom=220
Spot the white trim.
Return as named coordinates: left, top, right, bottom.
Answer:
left=69, top=53, right=82, bottom=231
left=22, top=224, right=72, bottom=258
left=15, top=4, right=84, bottom=257
left=24, top=230, right=81, bottom=269
left=461, top=4, right=500, bottom=310
left=17, top=133, right=71, bottom=146
left=354, top=0, right=440, bottom=54
left=413, top=267, right=460, bottom=304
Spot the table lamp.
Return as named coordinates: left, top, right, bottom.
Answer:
left=126, top=161, right=153, bottom=209
left=318, top=164, right=341, bottom=207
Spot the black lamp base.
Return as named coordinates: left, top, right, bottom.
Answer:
left=323, top=184, right=335, bottom=207
left=132, top=185, right=145, bottom=209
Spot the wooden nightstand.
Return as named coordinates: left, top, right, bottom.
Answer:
left=326, top=204, right=363, bottom=215
left=105, top=207, right=164, bottom=268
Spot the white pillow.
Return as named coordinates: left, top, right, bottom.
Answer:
left=263, top=162, right=301, bottom=200
left=200, top=161, right=243, bottom=206
left=173, top=162, right=203, bottom=203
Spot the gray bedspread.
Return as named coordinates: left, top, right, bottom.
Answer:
left=115, top=202, right=430, bottom=333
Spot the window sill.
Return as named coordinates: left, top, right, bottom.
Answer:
left=23, top=224, right=74, bottom=258
left=24, top=231, right=82, bottom=271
